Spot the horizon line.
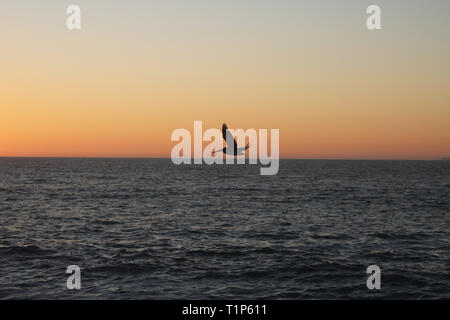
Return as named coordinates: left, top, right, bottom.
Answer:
left=0, top=156, right=447, bottom=161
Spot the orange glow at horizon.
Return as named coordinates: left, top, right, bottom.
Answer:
left=1, top=2, right=450, bottom=160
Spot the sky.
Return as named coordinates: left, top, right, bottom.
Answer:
left=1, top=0, right=450, bottom=159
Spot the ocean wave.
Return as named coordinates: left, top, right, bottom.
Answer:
left=87, top=263, right=160, bottom=275
left=0, top=245, right=54, bottom=256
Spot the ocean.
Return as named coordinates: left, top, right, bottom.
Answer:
left=0, top=158, right=449, bottom=299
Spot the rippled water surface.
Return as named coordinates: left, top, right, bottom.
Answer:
left=0, top=158, right=449, bottom=299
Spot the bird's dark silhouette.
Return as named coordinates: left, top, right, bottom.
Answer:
left=213, top=123, right=249, bottom=156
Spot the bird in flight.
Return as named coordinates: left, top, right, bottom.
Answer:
left=213, top=123, right=250, bottom=156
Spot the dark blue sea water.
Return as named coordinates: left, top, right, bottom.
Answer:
left=0, top=158, right=449, bottom=299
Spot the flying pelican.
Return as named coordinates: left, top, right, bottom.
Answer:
left=213, top=123, right=250, bottom=156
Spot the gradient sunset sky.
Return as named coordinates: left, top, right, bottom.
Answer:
left=1, top=0, right=450, bottom=159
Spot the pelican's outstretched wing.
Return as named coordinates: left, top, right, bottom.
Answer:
left=222, top=123, right=237, bottom=149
